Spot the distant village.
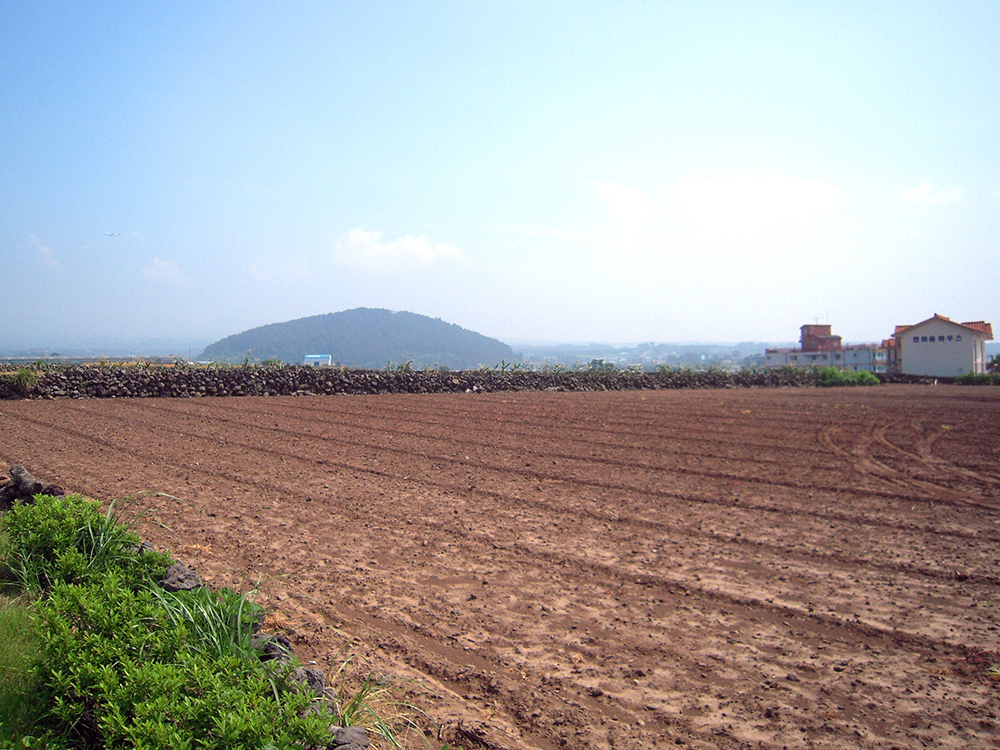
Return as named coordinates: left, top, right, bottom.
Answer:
left=4, top=312, right=995, bottom=377
left=764, top=313, right=994, bottom=378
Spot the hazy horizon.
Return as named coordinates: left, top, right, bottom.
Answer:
left=3, top=3, right=998, bottom=348
left=1, top=327, right=797, bottom=359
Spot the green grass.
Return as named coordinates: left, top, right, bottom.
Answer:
left=816, top=366, right=880, bottom=387
left=152, top=584, right=264, bottom=660
left=5, top=368, right=39, bottom=396
left=0, top=595, right=43, bottom=745
left=0, top=494, right=431, bottom=749
left=1, top=494, right=169, bottom=594
left=955, top=372, right=1000, bottom=385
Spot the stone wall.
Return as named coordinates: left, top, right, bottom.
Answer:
left=0, top=363, right=853, bottom=400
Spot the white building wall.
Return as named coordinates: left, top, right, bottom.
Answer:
left=765, top=350, right=843, bottom=369
left=899, top=319, right=981, bottom=376
left=764, top=346, right=885, bottom=372
left=303, top=354, right=333, bottom=367
left=764, top=351, right=789, bottom=368
left=840, top=347, right=888, bottom=373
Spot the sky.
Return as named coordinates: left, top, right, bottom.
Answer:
left=2, top=1, right=998, bottom=351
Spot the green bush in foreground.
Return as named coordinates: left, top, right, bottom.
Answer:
left=816, top=366, right=880, bottom=387
left=1, top=494, right=170, bottom=594
left=0, top=496, right=334, bottom=749
left=26, top=573, right=330, bottom=749
left=0, top=596, right=42, bottom=745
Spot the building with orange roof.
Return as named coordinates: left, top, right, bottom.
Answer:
left=764, top=314, right=994, bottom=376
left=891, top=314, right=994, bottom=376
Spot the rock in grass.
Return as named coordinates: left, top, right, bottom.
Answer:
left=328, top=726, right=369, bottom=750
left=292, top=665, right=325, bottom=697
left=128, top=541, right=157, bottom=556
left=157, top=562, right=203, bottom=592
left=251, top=631, right=294, bottom=663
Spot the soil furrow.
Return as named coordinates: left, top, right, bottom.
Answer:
left=2, top=385, right=998, bottom=750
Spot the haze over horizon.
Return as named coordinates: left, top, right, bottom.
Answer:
left=3, top=2, right=998, bottom=350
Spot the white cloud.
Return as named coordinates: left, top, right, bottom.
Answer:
left=28, top=234, right=61, bottom=269
left=144, top=257, right=188, bottom=285
left=899, top=181, right=963, bottom=205
left=333, top=227, right=465, bottom=270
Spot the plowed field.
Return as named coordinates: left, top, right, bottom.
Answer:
left=2, top=385, right=999, bottom=749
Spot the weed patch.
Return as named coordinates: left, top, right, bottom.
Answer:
left=955, top=372, right=1000, bottom=385
left=816, top=366, right=880, bottom=387
left=1, top=494, right=169, bottom=594
left=0, top=493, right=430, bottom=748
left=0, top=595, right=42, bottom=744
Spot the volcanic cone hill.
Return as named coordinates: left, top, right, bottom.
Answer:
left=197, top=308, right=515, bottom=369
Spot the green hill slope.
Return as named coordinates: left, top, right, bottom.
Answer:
left=197, top=308, right=515, bottom=369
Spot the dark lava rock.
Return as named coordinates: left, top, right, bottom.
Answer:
left=251, top=632, right=294, bottom=663
left=328, top=726, right=369, bottom=750
left=0, top=463, right=66, bottom=511
left=292, top=665, right=326, bottom=697
left=128, top=541, right=158, bottom=556
left=157, top=562, right=203, bottom=592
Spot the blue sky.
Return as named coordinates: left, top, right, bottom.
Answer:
left=3, top=1, right=998, bottom=350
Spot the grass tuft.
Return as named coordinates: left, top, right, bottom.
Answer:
left=0, top=595, right=43, bottom=744
left=1, top=494, right=170, bottom=594
left=152, top=584, right=264, bottom=660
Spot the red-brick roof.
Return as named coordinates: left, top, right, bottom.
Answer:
left=892, top=314, right=994, bottom=340
left=961, top=321, right=994, bottom=337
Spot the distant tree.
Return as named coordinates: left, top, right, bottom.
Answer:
left=988, top=353, right=1000, bottom=373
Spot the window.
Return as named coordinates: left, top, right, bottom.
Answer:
left=790, top=355, right=797, bottom=361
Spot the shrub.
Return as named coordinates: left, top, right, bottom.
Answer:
left=0, top=494, right=417, bottom=749
left=816, top=367, right=880, bottom=387
left=27, top=573, right=332, bottom=748
left=1, top=494, right=170, bottom=594
left=955, top=372, right=1000, bottom=386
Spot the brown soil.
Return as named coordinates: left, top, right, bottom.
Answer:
left=2, top=385, right=999, bottom=749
